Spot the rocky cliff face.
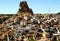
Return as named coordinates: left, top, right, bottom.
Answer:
left=17, top=1, right=33, bottom=15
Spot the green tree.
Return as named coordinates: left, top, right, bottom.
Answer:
left=29, top=37, right=36, bottom=41
left=57, top=12, right=60, bottom=14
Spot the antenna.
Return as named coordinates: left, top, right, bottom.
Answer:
left=49, top=8, right=50, bottom=13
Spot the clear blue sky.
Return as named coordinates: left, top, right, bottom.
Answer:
left=0, top=0, right=60, bottom=14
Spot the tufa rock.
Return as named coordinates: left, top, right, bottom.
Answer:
left=17, top=1, right=33, bottom=15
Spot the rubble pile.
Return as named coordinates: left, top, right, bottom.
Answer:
left=0, top=1, right=60, bottom=41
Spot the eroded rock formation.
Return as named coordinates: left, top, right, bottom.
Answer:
left=17, top=1, right=33, bottom=15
